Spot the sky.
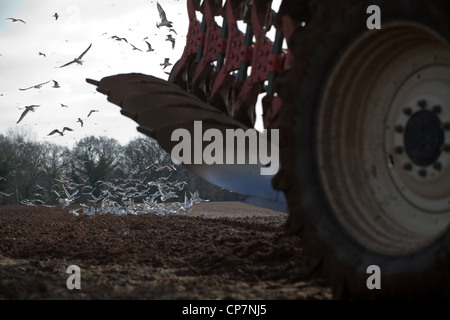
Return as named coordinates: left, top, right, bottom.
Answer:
left=0, top=0, right=190, bottom=148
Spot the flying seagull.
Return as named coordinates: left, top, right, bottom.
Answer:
left=38, top=52, right=46, bottom=57
left=77, top=118, right=84, bottom=127
left=156, top=2, right=173, bottom=28
left=53, top=13, right=59, bottom=20
left=0, top=191, right=14, bottom=197
left=60, top=103, right=68, bottom=108
left=52, top=80, right=60, bottom=88
left=6, top=18, right=26, bottom=24
left=157, top=184, right=177, bottom=202
left=166, top=34, right=175, bottom=49
left=130, top=43, right=142, bottom=52
left=145, top=41, right=155, bottom=52
left=169, top=28, right=177, bottom=35
left=16, top=105, right=40, bottom=124
left=56, top=43, right=92, bottom=68
left=110, top=35, right=128, bottom=43
left=87, top=109, right=99, bottom=117
left=146, top=163, right=177, bottom=171
left=19, top=80, right=50, bottom=91
left=48, top=127, right=73, bottom=136
left=160, top=58, right=172, bottom=70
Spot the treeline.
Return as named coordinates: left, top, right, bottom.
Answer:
left=0, top=128, right=245, bottom=206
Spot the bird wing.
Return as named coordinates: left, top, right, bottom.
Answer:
left=19, top=80, right=50, bottom=90
left=16, top=108, right=30, bottom=124
left=56, top=60, right=76, bottom=68
left=35, top=80, right=50, bottom=88
left=145, top=41, right=153, bottom=51
left=62, top=127, right=73, bottom=132
left=19, top=85, right=34, bottom=91
left=47, top=129, right=61, bottom=136
left=87, top=110, right=98, bottom=117
left=77, top=43, right=92, bottom=59
left=147, top=163, right=162, bottom=170
left=18, top=19, right=26, bottom=24
left=157, top=2, right=167, bottom=22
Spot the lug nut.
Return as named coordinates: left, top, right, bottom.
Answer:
left=395, top=146, right=404, bottom=154
left=403, top=107, right=413, bottom=116
left=432, top=105, right=442, bottom=114
left=418, top=169, right=427, bottom=177
left=433, top=162, right=442, bottom=171
left=403, top=163, right=413, bottom=171
left=395, top=125, right=404, bottom=133
left=418, top=99, right=427, bottom=108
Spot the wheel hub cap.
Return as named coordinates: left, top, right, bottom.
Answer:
left=404, top=109, right=445, bottom=167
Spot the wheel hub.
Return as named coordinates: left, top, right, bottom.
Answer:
left=386, top=63, right=450, bottom=214
left=403, top=109, right=445, bottom=167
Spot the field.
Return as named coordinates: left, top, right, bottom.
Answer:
left=0, top=202, right=332, bottom=300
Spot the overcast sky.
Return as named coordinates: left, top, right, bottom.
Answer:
left=0, top=0, right=189, bottom=148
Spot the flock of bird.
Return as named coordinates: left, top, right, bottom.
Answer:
left=7, top=1, right=178, bottom=137
left=14, top=161, right=208, bottom=217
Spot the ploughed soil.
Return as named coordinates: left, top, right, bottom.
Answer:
left=0, top=202, right=332, bottom=300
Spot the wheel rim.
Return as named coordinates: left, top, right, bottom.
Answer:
left=317, top=22, right=450, bottom=255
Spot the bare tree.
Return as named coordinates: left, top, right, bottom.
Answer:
left=71, top=136, right=123, bottom=198
left=34, top=143, right=72, bottom=204
left=0, top=134, right=15, bottom=204
left=122, top=137, right=171, bottom=175
left=2, top=127, right=46, bottom=203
